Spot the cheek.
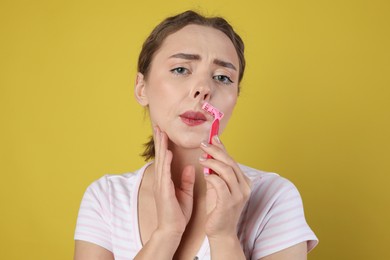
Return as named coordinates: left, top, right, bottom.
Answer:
left=145, top=87, right=177, bottom=126
left=218, top=94, right=238, bottom=129
left=222, top=93, right=238, bottom=114
left=146, top=75, right=178, bottom=100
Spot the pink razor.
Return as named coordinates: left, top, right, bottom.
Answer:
left=202, top=102, right=224, bottom=174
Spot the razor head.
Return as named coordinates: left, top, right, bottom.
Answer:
left=202, top=102, right=224, bottom=120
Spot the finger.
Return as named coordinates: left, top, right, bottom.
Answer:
left=204, top=161, right=251, bottom=213
left=179, top=165, right=195, bottom=196
left=202, top=137, right=250, bottom=187
left=201, top=137, right=232, bottom=168
left=200, top=156, right=250, bottom=202
left=162, top=149, right=173, bottom=186
left=157, top=136, right=174, bottom=202
left=153, top=126, right=158, bottom=164
left=154, top=127, right=169, bottom=187
left=152, top=126, right=161, bottom=186
left=211, top=135, right=224, bottom=149
left=155, top=127, right=165, bottom=185
left=200, top=157, right=241, bottom=195
left=204, top=174, right=231, bottom=202
left=200, top=140, right=239, bottom=184
left=160, top=131, right=172, bottom=185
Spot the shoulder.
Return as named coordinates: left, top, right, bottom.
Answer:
left=239, top=163, right=305, bottom=220
left=237, top=163, right=308, bottom=235
left=239, top=163, right=298, bottom=200
left=74, top=163, right=150, bottom=252
left=84, top=163, right=148, bottom=199
left=237, top=164, right=318, bottom=259
left=78, top=163, right=149, bottom=217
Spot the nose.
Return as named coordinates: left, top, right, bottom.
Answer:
left=193, top=89, right=209, bottom=100
left=191, top=79, right=212, bottom=101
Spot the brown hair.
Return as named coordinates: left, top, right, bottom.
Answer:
left=138, top=10, right=246, bottom=161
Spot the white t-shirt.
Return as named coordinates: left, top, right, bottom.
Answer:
left=75, top=162, right=318, bottom=259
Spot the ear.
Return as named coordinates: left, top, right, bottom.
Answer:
left=134, top=73, right=149, bottom=106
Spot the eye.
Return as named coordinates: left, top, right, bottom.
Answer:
left=170, top=67, right=190, bottom=75
left=213, top=75, right=234, bottom=85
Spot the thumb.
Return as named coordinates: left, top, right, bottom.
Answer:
left=179, top=165, right=195, bottom=197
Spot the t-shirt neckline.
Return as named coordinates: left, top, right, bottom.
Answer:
left=131, top=161, right=209, bottom=258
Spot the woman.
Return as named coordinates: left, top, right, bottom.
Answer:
left=74, top=10, right=318, bottom=260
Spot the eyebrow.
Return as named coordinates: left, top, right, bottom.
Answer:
left=170, top=53, right=200, bottom=60
left=169, top=53, right=237, bottom=71
left=214, top=59, right=237, bottom=71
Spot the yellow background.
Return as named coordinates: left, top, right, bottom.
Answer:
left=1, top=0, right=389, bottom=259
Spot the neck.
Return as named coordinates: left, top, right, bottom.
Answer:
left=168, top=141, right=207, bottom=198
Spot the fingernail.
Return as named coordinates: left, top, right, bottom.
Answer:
left=213, top=135, right=221, bottom=144
left=199, top=156, right=207, bottom=162
left=201, top=141, right=209, bottom=148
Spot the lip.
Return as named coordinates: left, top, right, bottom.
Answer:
left=179, top=111, right=208, bottom=126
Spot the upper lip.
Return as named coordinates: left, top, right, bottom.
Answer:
left=179, top=111, right=208, bottom=121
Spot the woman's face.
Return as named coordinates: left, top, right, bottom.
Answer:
left=136, top=24, right=240, bottom=149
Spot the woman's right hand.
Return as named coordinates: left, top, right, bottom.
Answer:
left=153, top=126, right=195, bottom=238
left=134, top=127, right=195, bottom=259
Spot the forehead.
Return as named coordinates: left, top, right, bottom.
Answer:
left=154, top=24, right=239, bottom=64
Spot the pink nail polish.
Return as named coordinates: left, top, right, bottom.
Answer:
left=199, top=156, right=207, bottom=162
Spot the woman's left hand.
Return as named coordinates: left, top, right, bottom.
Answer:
left=199, top=135, right=252, bottom=240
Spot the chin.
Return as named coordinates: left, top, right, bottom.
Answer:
left=168, top=133, right=206, bottom=150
